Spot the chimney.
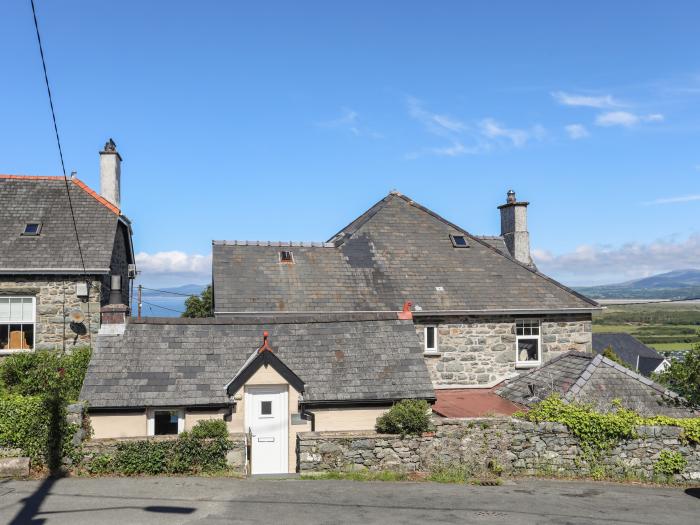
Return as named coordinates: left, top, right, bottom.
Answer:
left=498, top=190, right=535, bottom=267
left=99, top=138, right=122, bottom=209
left=99, top=274, right=128, bottom=335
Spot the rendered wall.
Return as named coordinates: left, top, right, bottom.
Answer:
left=311, top=407, right=388, bottom=432
left=90, top=411, right=147, bottom=439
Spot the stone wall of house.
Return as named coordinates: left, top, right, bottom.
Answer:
left=415, top=314, right=592, bottom=386
left=298, top=417, right=700, bottom=482
left=0, top=275, right=103, bottom=352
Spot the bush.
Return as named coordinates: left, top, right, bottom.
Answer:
left=85, top=420, right=234, bottom=475
left=0, top=347, right=91, bottom=401
left=375, top=399, right=431, bottom=436
left=0, top=393, right=77, bottom=464
left=190, top=419, right=229, bottom=439
left=654, top=450, right=687, bottom=477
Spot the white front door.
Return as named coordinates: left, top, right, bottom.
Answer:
left=245, top=385, right=288, bottom=474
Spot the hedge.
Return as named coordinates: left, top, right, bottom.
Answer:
left=85, top=420, right=233, bottom=475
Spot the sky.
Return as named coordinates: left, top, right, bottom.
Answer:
left=1, top=1, right=699, bottom=289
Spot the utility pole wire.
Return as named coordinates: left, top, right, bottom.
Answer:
left=30, top=0, right=92, bottom=345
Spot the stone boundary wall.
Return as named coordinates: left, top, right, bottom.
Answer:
left=298, top=417, right=700, bottom=482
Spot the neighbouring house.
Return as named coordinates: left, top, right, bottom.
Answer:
left=0, top=140, right=135, bottom=353
left=212, top=190, right=599, bottom=393
left=496, top=351, right=696, bottom=417
left=80, top=311, right=434, bottom=474
left=592, top=332, right=670, bottom=376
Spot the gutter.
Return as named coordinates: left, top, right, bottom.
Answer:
left=215, top=307, right=602, bottom=316
left=300, top=397, right=436, bottom=409
left=0, top=268, right=110, bottom=275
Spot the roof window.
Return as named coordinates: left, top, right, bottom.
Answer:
left=22, top=223, right=41, bottom=236
left=279, top=250, right=294, bottom=263
left=450, top=234, right=469, bottom=248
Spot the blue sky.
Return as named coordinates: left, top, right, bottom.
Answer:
left=1, top=1, right=699, bottom=288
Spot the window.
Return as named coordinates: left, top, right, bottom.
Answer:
left=450, top=234, right=469, bottom=248
left=0, top=297, right=35, bottom=351
left=279, top=250, right=294, bottom=263
left=424, top=325, right=438, bottom=354
left=148, top=409, right=184, bottom=436
left=260, top=400, right=272, bottom=416
left=22, top=223, right=41, bottom=236
left=516, top=319, right=541, bottom=367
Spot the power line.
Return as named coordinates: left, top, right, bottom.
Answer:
left=30, top=0, right=91, bottom=348
left=139, top=286, right=201, bottom=297
left=141, top=301, right=185, bottom=314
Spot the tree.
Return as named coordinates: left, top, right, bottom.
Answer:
left=655, top=345, right=700, bottom=408
left=601, top=345, right=632, bottom=370
left=182, top=285, right=213, bottom=318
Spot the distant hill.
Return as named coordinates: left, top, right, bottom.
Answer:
left=132, top=283, right=207, bottom=317
left=576, top=269, right=700, bottom=299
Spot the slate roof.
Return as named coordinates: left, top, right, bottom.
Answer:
left=80, top=314, right=435, bottom=409
left=0, top=175, right=133, bottom=273
left=213, top=192, right=598, bottom=314
left=496, top=352, right=696, bottom=418
left=592, top=333, right=667, bottom=376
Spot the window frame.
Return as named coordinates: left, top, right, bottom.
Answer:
left=0, top=296, right=36, bottom=354
left=515, top=318, right=541, bottom=368
left=424, top=325, right=439, bottom=354
left=449, top=234, right=469, bottom=248
left=22, top=222, right=42, bottom=236
left=147, top=408, right=185, bottom=436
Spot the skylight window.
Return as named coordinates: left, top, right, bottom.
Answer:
left=22, top=223, right=41, bottom=236
left=279, top=250, right=294, bottom=263
left=450, top=234, right=469, bottom=248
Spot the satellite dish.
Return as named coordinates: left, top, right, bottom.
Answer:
left=69, top=309, right=85, bottom=324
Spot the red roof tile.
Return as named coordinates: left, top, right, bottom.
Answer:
left=432, top=387, right=523, bottom=418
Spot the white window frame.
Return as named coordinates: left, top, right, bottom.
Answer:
left=515, top=319, right=541, bottom=368
left=424, top=325, right=439, bottom=354
left=147, top=408, right=185, bottom=436
left=0, top=296, right=36, bottom=354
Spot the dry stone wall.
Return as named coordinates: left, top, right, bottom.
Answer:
left=298, top=417, right=700, bottom=483
left=416, top=314, right=592, bottom=386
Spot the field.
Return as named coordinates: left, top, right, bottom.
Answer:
left=593, top=301, right=700, bottom=352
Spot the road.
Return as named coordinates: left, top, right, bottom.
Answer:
left=0, top=476, right=697, bottom=524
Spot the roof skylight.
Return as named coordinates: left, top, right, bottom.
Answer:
left=450, top=234, right=469, bottom=248
left=22, top=223, right=41, bottom=236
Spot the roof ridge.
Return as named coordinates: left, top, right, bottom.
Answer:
left=597, top=354, right=678, bottom=398
left=564, top=354, right=602, bottom=401
left=70, top=177, right=120, bottom=215
left=213, top=240, right=335, bottom=247
left=0, top=174, right=64, bottom=180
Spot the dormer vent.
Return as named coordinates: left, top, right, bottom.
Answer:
left=279, top=250, right=294, bottom=263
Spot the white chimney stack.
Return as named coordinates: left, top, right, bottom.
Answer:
left=99, top=138, right=122, bottom=209
left=498, top=190, right=535, bottom=268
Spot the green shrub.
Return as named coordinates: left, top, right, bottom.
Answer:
left=375, top=399, right=431, bottom=436
left=190, top=419, right=229, bottom=439
left=0, top=393, right=77, bottom=464
left=654, top=450, right=687, bottom=477
left=0, top=347, right=91, bottom=401
left=84, top=420, right=234, bottom=476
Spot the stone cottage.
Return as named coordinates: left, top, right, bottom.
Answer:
left=212, top=191, right=599, bottom=391
left=0, top=140, right=135, bottom=352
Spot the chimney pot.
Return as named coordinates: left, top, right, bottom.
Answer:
left=99, top=138, right=122, bottom=209
left=507, top=189, right=516, bottom=203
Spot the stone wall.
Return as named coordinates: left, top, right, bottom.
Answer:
left=0, top=275, right=103, bottom=352
left=415, top=314, right=592, bottom=386
left=298, top=417, right=700, bottom=483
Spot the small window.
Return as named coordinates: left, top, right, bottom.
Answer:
left=154, top=410, right=180, bottom=435
left=260, top=400, right=272, bottom=416
left=22, top=223, right=41, bottom=236
left=450, top=234, right=469, bottom=248
left=0, top=297, right=35, bottom=352
left=279, top=250, right=294, bottom=263
left=516, top=319, right=541, bottom=367
left=424, top=325, right=438, bottom=354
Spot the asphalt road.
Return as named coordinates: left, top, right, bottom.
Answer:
left=0, top=476, right=698, bottom=524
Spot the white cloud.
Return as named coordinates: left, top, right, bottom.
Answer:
left=135, top=251, right=211, bottom=286
left=564, top=124, right=589, bottom=139
left=533, top=234, right=700, bottom=286
left=595, top=111, right=664, bottom=127
left=406, top=97, right=466, bottom=136
left=552, top=91, right=622, bottom=108
left=642, top=194, right=700, bottom=205
left=317, top=108, right=382, bottom=138
left=479, top=118, right=545, bottom=148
